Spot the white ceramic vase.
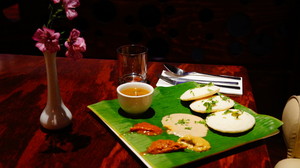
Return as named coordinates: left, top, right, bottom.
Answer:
left=40, top=51, right=72, bottom=130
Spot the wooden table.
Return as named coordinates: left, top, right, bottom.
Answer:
left=0, top=54, right=271, bottom=168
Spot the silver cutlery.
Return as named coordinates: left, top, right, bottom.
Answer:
left=164, top=64, right=241, bottom=80
left=159, top=76, right=241, bottom=90
left=170, top=77, right=239, bottom=85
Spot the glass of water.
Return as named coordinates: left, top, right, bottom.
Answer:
left=117, top=44, right=148, bottom=84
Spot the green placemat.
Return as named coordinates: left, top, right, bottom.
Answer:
left=88, top=82, right=283, bottom=168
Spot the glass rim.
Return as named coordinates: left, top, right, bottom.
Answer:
left=117, top=44, right=148, bottom=55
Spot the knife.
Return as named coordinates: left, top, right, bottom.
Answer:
left=159, top=75, right=241, bottom=90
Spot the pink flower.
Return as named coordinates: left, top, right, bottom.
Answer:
left=52, top=0, right=60, bottom=4
left=64, top=29, right=86, bottom=59
left=62, top=0, right=80, bottom=20
left=32, top=27, right=60, bottom=53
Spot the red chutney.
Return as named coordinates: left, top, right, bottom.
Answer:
left=147, top=139, right=187, bottom=154
left=130, top=122, right=163, bottom=136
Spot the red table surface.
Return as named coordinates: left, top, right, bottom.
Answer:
left=0, top=54, right=271, bottom=168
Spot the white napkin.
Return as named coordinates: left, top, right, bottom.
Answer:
left=156, top=70, right=243, bottom=95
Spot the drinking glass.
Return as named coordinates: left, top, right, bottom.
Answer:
left=117, top=44, right=148, bottom=84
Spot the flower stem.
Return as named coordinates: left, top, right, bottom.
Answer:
left=47, top=4, right=64, bottom=28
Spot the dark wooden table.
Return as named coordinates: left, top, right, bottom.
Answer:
left=0, top=54, right=271, bottom=168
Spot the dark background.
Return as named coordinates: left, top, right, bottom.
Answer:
left=1, top=0, right=299, bottom=166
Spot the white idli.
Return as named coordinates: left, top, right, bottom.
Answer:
left=190, top=95, right=235, bottom=113
left=206, top=109, right=256, bottom=133
left=180, top=84, right=220, bottom=101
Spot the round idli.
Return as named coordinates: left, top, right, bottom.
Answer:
left=190, top=95, right=235, bottom=113
left=180, top=84, right=220, bottom=101
left=206, top=109, right=256, bottom=133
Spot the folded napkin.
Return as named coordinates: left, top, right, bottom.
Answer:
left=156, top=70, right=243, bottom=95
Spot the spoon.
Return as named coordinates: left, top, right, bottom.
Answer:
left=164, top=64, right=241, bottom=80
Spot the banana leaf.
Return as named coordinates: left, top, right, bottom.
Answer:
left=88, top=82, right=283, bottom=168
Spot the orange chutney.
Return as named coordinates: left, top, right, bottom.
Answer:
left=130, top=122, right=163, bottom=136
left=147, top=139, right=187, bottom=154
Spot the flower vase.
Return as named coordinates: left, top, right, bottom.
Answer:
left=40, top=51, right=72, bottom=130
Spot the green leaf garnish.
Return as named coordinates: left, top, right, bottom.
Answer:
left=190, top=90, right=195, bottom=96
left=185, top=127, right=192, bottom=130
left=204, top=97, right=218, bottom=112
left=196, top=82, right=214, bottom=88
left=176, top=118, right=190, bottom=125
left=195, top=120, right=206, bottom=124
left=223, top=109, right=243, bottom=119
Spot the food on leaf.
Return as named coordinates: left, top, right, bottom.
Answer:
left=189, top=95, right=234, bottom=113
left=147, top=139, right=186, bottom=154
left=178, top=135, right=211, bottom=152
left=130, top=122, right=163, bottom=136
left=180, top=83, right=220, bottom=101
left=206, top=109, right=256, bottom=133
left=161, top=113, right=208, bottom=137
